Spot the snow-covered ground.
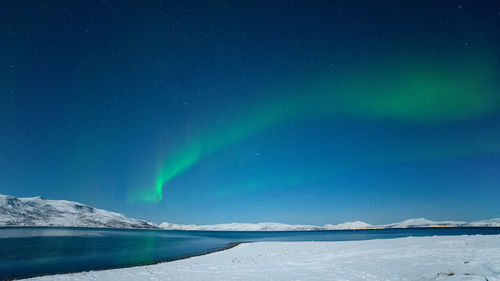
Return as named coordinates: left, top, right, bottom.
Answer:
left=23, top=235, right=500, bottom=281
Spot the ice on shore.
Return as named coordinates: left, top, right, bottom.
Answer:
left=23, top=234, right=500, bottom=281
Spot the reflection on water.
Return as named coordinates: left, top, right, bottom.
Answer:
left=114, top=231, right=157, bottom=266
left=1, top=227, right=500, bottom=280
left=0, top=227, right=107, bottom=238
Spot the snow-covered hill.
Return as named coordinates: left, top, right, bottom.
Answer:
left=160, top=218, right=500, bottom=231
left=466, top=218, right=500, bottom=227
left=159, top=221, right=374, bottom=231
left=159, top=222, right=324, bottom=231
left=382, top=218, right=467, bottom=228
left=324, top=221, right=373, bottom=230
left=0, top=194, right=157, bottom=229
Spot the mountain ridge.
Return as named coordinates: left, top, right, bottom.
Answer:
left=1, top=194, right=498, bottom=230
left=0, top=194, right=158, bottom=229
left=160, top=217, right=500, bottom=231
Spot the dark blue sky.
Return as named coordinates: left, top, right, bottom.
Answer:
left=1, top=1, right=500, bottom=225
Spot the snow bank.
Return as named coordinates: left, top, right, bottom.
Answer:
left=23, top=234, right=500, bottom=281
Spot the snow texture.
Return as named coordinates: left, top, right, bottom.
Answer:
left=23, top=234, right=500, bottom=281
left=0, top=194, right=157, bottom=229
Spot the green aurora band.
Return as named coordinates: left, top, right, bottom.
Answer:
left=132, top=56, right=500, bottom=203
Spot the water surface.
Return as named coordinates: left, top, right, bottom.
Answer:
left=1, top=227, right=499, bottom=280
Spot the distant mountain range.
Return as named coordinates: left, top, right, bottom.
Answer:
left=159, top=218, right=500, bottom=231
left=158, top=221, right=377, bottom=231
left=1, top=194, right=498, bottom=230
left=159, top=222, right=325, bottom=231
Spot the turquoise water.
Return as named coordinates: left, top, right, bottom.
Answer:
left=1, top=227, right=500, bottom=280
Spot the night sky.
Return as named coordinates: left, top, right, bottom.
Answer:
left=1, top=1, right=500, bottom=225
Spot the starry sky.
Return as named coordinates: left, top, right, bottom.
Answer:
left=1, top=1, right=500, bottom=225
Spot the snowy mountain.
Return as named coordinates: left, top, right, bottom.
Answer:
left=160, top=218, right=500, bottom=231
left=324, top=221, right=373, bottom=230
left=1, top=194, right=498, bottom=230
left=466, top=218, right=500, bottom=227
left=159, top=221, right=374, bottom=231
left=159, top=222, right=324, bottom=231
left=159, top=222, right=199, bottom=231
left=0, top=194, right=158, bottom=229
left=382, top=218, right=467, bottom=228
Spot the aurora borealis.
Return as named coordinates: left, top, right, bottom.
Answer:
left=138, top=54, right=500, bottom=203
left=2, top=1, right=500, bottom=224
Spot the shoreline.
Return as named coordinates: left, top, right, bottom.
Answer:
left=22, top=234, right=500, bottom=281
left=4, top=227, right=500, bottom=280
left=1, top=225, right=500, bottom=231
left=153, top=241, right=246, bottom=263
left=6, top=242, right=245, bottom=281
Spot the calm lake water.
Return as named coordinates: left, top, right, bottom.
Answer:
left=1, top=227, right=500, bottom=280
